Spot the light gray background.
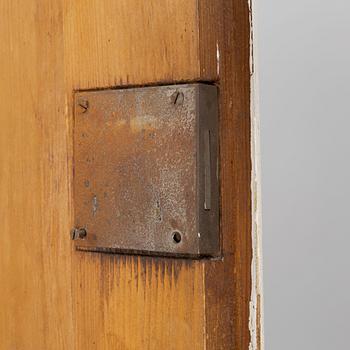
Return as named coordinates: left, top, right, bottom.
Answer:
left=256, top=1, right=350, bottom=349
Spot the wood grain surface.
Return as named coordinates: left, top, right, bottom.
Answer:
left=0, top=0, right=260, bottom=349
left=0, top=1, right=73, bottom=348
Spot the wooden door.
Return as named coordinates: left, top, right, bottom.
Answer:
left=0, top=1, right=263, bottom=349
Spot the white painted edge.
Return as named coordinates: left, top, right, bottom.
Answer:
left=249, top=1, right=265, bottom=349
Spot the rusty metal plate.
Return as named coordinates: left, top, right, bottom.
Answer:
left=73, top=84, right=219, bottom=258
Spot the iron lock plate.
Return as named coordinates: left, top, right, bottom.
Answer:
left=73, top=83, right=220, bottom=258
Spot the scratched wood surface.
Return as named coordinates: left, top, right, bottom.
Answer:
left=0, top=0, right=259, bottom=349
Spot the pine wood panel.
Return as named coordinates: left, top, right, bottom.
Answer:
left=63, top=0, right=204, bottom=89
left=0, top=0, right=258, bottom=349
left=0, top=0, right=73, bottom=349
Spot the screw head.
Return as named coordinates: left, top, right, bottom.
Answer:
left=77, top=99, right=89, bottom=113
left=71, top=227, right=87, bottom=240
left=171, top=91, right=184, bottom=106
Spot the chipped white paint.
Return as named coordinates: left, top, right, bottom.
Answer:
left=249, top=0, right=265, bottom=350
left=216, top=41, right=220, bottom=77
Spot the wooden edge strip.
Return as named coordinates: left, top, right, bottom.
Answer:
left=198, top=0, right=263, bottom=349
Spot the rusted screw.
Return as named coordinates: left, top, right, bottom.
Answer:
left=77, top=99, right=89, bottom=113
left=71, top=227, right=87, bottom=240
left=171, top=91, right=184, bottom=106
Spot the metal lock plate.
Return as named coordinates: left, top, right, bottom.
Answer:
left=73, top=83, right=219, bottom=258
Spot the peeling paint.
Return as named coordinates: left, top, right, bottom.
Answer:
left=249, top=0, right=265, bottom=349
